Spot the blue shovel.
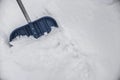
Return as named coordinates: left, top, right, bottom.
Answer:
left=9, top=0, right=58, bottom=42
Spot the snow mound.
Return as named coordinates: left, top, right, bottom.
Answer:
left=0, top=28, right=95, bottom=80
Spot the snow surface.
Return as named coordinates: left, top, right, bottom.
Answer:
left=0, top=0, right=120, bottom=80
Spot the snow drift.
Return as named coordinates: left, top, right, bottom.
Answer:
left=0, top=0, right=120, bottom=80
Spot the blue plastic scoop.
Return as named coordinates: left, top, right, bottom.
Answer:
left=9, top=0, right=58, bottom=42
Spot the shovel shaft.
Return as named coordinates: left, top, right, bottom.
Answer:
left=16, top=0, right=31, bottom=23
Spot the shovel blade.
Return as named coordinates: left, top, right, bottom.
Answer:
left=9, top=16, right=58, bottom=42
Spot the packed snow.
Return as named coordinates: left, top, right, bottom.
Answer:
left=0, top=0, right=120, bottom=80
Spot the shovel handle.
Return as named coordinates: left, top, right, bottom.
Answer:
left=16, top=0, right=31, bottom=23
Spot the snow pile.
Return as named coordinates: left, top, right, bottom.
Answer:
left=0, top=28, right=95, bottom=80
left=0, top=0, right=120, bottom=80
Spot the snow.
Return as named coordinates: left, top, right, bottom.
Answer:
left=0, top=0, right=120, bottom=80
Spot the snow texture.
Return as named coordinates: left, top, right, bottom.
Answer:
left=0, top=0, right=120, bottom=80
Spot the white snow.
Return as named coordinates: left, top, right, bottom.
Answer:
left=0, top=0, right=120, bottom=80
